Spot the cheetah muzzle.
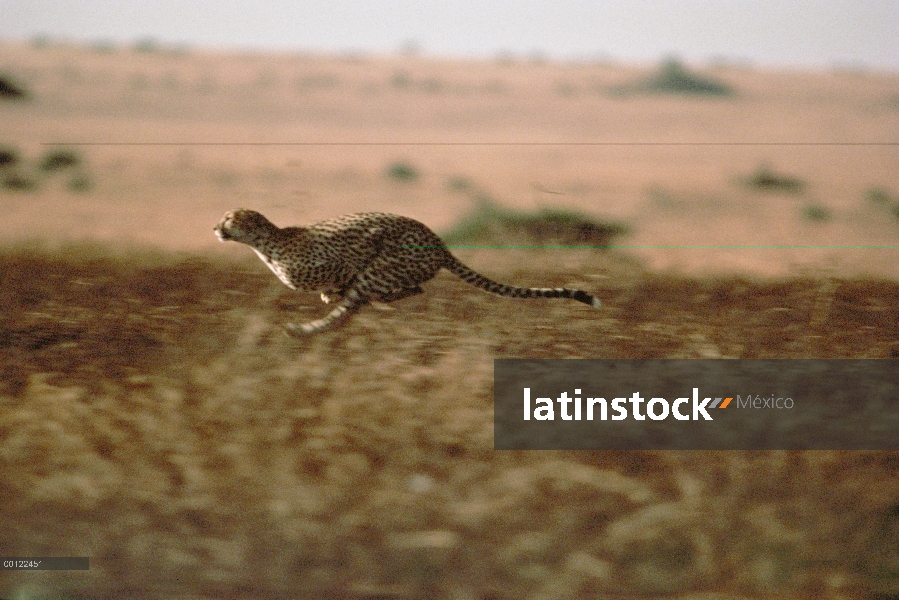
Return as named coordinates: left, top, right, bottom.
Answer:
left=214, top=209, right=601, bottom=335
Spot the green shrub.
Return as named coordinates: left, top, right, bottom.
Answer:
left=802, top=204, right=830, bottom=222
left=30, top=33, right=52, bottom=48
left=385, top=161, right=419, bottom=182
left=390, top=71, right=411, bottom=89
left=133, top=37, right=159, bottom=53
left=867, top=187, right=893, bottom=205
left=443, top=198, right=629, bottom=248
left=2, top=171, right=38, bottom=192
left=611, top=58, right=734, bottom=98
left=0, top=146, right=19, bottom=167
left=742, top=165, right=804, bottom=193
left=0, top=74, right=28, bottom=100
left=446, top=176, right=474, bottom=193
left=39, top=148, right=82, bottom=172
left=67, top=173, right=93, bottom=193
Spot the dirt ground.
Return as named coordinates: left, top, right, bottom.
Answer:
left=1, top=42, right=899, bottom=599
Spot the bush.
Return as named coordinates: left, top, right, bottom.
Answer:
left=67, top=173, right=93, bottom=193
left=30, top=33, right=52, bottom=48
left=867, top=187, right=893, bottom=206
left=866, top=187, right=899, bottom=222
left=442, top=198, right=629, bottom=248
left=742, top=165, right=804, bottom=193
left=446, top=176, right=474, bottom=193
left=611, top=58, right=734, bottom=98
left=0, top=75, right=28, bottom=100
left=133, top=37, right=159, bottom=53
left=0, top=146, right=19, bottom=167
left=390, top=71, right=411, bottom=89
left=39, top=148, right=82, bottom=173
left=2, top=171, right=38, bottom=192
left=802, top=204, right=830, bottom=222
left=385, top=161, right=419, bottom=182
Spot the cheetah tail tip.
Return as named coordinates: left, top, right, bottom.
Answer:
left=592, top=297, right=601, bottom=308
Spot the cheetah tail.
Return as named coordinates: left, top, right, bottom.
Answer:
left=444, top=256, right=600, bottom=308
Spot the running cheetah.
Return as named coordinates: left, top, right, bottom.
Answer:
left=214, top=209, right=601, bottom=335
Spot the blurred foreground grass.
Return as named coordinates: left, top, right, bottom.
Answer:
left=1, top=242, right=899, bottom=599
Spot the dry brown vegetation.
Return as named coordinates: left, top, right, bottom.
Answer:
left=2, top=244, right=899, bottom=599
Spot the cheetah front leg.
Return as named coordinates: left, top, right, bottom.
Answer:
left=286, top=288, right=369, bottom=336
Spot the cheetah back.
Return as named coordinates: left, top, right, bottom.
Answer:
left=279, top=213, right=452, bottom=296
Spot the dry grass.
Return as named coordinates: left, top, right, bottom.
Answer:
left=2, top=243, right=899, bottom=599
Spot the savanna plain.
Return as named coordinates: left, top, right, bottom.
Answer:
left=1, top=41, right=899, bottom=599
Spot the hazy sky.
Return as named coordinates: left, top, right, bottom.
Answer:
left=2, top=0, right=898, bottom=70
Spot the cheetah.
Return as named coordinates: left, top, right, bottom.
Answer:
left=214, top=209, right=601, bottom=335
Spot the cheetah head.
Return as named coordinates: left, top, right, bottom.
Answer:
left=214, top=209, right=276, bottom=243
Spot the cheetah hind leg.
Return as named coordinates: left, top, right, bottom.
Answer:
left=320, top=288, right=343, bottom=304
left=376, top=286, right=423, bottom=303
left=286, top=289, right=369, bottom=336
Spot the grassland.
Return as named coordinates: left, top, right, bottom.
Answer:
left=1, top=40, right=898, bottom=599
left=2, top=243, right=899, bottom=599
